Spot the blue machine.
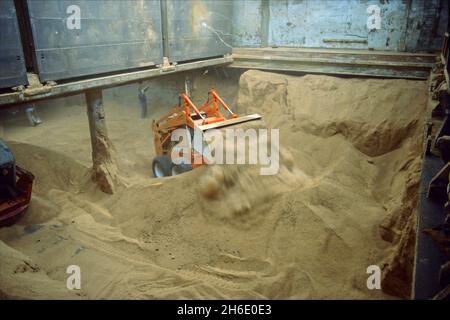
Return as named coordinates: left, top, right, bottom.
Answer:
left=0, top=140, right=16, bottom=197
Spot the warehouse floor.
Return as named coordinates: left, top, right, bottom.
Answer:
left=0, top=70, right=428, bottom=299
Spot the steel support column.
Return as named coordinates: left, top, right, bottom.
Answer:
left=85, top=88, right=116, bottom=194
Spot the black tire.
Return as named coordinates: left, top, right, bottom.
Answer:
left=152, top=155, right=173, bottom=178
left=171, top=163, right=193, bottom=176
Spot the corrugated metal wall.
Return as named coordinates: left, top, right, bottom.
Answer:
left=27, top=0, right=234, bottom=82
left=27, top=0, right=164, bottom=82
left=232, top=0, right=448, bottom=52
left=2, top=0, right=232, bottom=84
left=0, top=0, right=28, bottom=89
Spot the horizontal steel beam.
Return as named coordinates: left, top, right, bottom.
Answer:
left=0, top=56, right=233, bottom=107
left=230, top=47, right=436, bottom=80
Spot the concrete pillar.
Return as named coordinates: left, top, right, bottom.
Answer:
left=85, top=88, right=117, bottom=194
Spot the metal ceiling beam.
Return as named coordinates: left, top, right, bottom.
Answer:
left=230, top=47, right=437, bottom=80
left=0, top=56, right=233, bottom=107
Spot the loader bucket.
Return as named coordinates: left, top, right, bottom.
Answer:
left=197, top=114, right=262, bottom=132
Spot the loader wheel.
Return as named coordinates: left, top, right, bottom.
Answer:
left=171, top=163, right=193, bottom=176
left=152, top=155, right=173, bottom=178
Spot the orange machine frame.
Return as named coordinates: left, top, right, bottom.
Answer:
left=152, top=89, right=236, bottom=166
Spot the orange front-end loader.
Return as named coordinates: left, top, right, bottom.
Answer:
left=151, top=89, right=261, bottom=177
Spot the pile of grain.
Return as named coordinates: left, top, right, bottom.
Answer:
left=0, top=70, right=427, bottom=299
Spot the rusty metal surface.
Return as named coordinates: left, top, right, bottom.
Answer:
left=166, top=0, right=232, bottom=63
left=0, top=0, right=28, bottom=89
left=27, top=0, right=163, bottom=82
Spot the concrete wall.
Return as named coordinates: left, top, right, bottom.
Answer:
left=232, top=0, right=448, bottom=52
